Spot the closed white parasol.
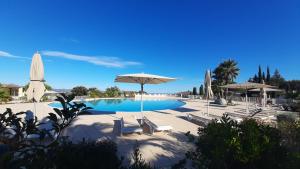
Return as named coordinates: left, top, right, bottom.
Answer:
left=26, top=52, right=45, bottom=102
left=204, top=70, right=214, bottom=115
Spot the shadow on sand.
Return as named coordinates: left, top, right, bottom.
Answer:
left=172, top=107, right=198, bottom=113
left=152, top=110, right=171, bottom=114
left=62, top=121, right=194, bottom=168
left=88, top=110, right=117, bottom=115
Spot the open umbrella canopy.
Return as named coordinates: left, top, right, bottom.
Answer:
left=26, top=52, right=45, bottom=102
left=221, top=82, right=273, bottom=89
left=115, top=73, right=176, bottom=84
left=115, top=73, right=176, bottom=113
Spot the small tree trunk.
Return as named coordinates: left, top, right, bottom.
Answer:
left=225, top=88, right=229, bottom=99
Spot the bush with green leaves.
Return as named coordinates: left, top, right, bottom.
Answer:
left=0, top=86, right=11, bottom=103
left=71, top=86, right=88, bottom=96
left=50, top=139, right=122, bottom=169
left=277, top=120, right=300, bottom=169
left=184, top=115, right=292, bottom=169
left=105, top=86, right=121, bottom=97
left=88, top=87, right=105, bottom=98
left=129, top=142, right=153, bottom=169
left=0, top=94, right=93, bottom=168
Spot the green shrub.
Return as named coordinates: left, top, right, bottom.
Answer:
left=129, top=142, right=153, bottom=169
left=71, top=86, right=88, bottom=96
left=0, top=87, right=11, bottom=103
left=185, top=115, right=290, bottom=169
left=278, top=120, right=300, bottom=169
left=53, top=139, right=122, bottom=169
left=105, top=86, right=121, bottom=97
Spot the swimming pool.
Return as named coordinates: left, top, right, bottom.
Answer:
left=49, top=98, right=185, bottom=113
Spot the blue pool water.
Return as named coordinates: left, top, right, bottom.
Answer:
left=49, top=99, right=185, bottom=113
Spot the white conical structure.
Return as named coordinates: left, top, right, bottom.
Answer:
left=204, top=70, right=214, bottom=100
left=204, top=70, right=214, bottom=115
left=26, top=52, right=45, bottom=102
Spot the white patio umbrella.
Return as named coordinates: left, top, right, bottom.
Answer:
left=204, top=70, right=214, bottom=115
left=115, top=73, right=176, bottom=115
left=26, top=52, right=45, bottom=116
left=221, top=82, right=273, bottom=113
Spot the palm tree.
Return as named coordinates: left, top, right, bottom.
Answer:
left=220, top=59, right=240, bottom=84
left=213, top=59, right=240, bottom=98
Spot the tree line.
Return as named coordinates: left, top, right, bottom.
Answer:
left=70, top=86, right=135, bottom=98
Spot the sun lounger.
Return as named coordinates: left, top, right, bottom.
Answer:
left=234, top=106, right=262, bottom=117
left=187, top=113, right=243, bottom=126
left=186, top=113, right=215, bottom=126
left=141, top=116, right=172, bottom=135
left=113, top=117, right=142, bottom=136
left=226, top=111, right=248, bottom=118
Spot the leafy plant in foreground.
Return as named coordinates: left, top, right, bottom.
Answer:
left=129, top=142, right=153, bottom=169
left=0, top=94, right=93, bottom=168
left=182, top=114, right=295, bottom=169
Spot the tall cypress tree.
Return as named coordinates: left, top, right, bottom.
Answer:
left=262, top=72, right=266, bottom=82
left=266, top=66, right=271, bottom=83
left=199, top=85, right=204, bottom=96
left=192, top=87, right=197, bottom=95
left=258, top=65, right=262, bottom=83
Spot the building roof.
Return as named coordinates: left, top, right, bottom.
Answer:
left=1, top=83, right=23, bottom=88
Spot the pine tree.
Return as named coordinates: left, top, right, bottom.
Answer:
left=258, top=65, right=262, bottom=83
left=270, top=69, right=285, bottom=87
left=273, top=69, right=282, bottom=79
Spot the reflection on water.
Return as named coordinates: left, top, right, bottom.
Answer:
left=103, top=99, right=123, bottom=105
left=89, top=99, right=123, bottom=105
left=50, top=98, right=185, bottom=112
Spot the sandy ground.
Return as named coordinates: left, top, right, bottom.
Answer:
left=0, top=99, right=270, bottom=168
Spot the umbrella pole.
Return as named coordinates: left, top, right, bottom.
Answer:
left=245, top=89, right=249, bottom=114
left=33, top=101, right=37, bottom=117
left=207, top=98, right=209, bottom=116
left=140, top=84, right=144, bottom=118
left=33, top=89, right=37, bottom=117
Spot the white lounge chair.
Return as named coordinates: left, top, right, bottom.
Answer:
left=142, top=117, right=172, bottom=134
left=113, top=117, right=142, bottom=136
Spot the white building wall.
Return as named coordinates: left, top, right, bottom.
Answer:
left=18, top=87, right=25, bottom=97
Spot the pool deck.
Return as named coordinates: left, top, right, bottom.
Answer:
left=0, top=99, right=257, bottom=168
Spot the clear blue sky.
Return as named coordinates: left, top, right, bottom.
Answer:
left=0, top=0, right=299, bottom=93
